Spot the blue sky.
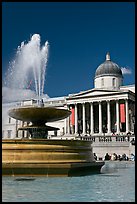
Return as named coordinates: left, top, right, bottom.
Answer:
left=2, top=2, right=135, bottom=98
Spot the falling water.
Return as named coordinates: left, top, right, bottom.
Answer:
left=3, top=34, right=49, bottom=105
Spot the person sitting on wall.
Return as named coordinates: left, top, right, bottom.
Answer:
left=118, top=154, right=122, bottom=161
left=113, top=153, right=118, bottom=160
left=122, top=153, right=128, bottom=161
left=104, top=153, right=111, bottom=160
left=111, top=153, right=115, bottom=161
left=111, top=153, right=118, bottom=161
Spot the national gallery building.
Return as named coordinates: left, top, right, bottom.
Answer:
left=2, top=53, right=135, bottom=139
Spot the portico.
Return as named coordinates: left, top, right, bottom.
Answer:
left=65, top=90, right=135, bottom=136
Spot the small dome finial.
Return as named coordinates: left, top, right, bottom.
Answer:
left=106, top=52, right=110, bottom=61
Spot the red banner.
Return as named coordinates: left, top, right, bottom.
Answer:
left=120, top=104, right=125, bottom=123
left=70, top=107, right=75, bottom=125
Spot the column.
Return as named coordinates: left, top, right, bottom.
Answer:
left=107, top=100, right=111, bottom=134
left=99, top=101, right=102, bottom=134
left=82, top=103, right=86, bottom=135
left=15, top=119, right=18, bottom=138
left=125, top=99, right=129, bottom=133
left=16, top=130, right=18, bottom=138
left=64, top=105, right=68, bottom=134
left=67, top=105, right=70, bottom=134
left=74, top=104, right=78, bottom=134
left=22, top=121, right=24, bottom=138
left=116, top=100, right=120, bottom=133
left=64, top=118, right=67, bottom=134
left=90, top=102, right=94, bottom=135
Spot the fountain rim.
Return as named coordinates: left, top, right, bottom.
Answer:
left=8, top=106, right=71, bottom=123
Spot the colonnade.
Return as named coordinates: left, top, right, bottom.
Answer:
left=65, top=99, right=130, bottom=135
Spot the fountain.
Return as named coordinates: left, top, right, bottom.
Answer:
left=2, top=34, right=105, bottom=176
left=8, top=106, right=71, bottom=138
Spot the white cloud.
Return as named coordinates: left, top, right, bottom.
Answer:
left=121, top=67, right=132, bottom=75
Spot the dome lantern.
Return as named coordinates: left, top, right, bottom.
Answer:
left=106, top=52, right=110, bottom=61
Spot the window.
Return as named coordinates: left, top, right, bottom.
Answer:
left=101, top=78, right=104, bottom=86
left=7, top=130, right=12, bottom=138
left=112, top=78, right=116, bottom=87
left=9, top=117, right=11, bottom=123
left=54, top=130, right=57, bottom=136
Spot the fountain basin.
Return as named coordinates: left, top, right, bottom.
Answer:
left=8, top=107, right=71, bottom=124
left=2, top=139, right=105, bottom=177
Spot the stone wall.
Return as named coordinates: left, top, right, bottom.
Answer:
left=79, top=135, right=135, bottom=160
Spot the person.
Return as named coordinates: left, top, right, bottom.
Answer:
left=104, top=153, right=111, bottom=160
left=130, top=153, right=135, bottom=161
left=122, top=153, right=127, bottom=161
left=111, top=153, right=116, bottom=161
left=118, top=154, right=122, bottom=161
left=131, top=138, right=135, bottom=145
left=93, top=153, right=97, bottom=160
left=114, top=153, right=118, bottom=160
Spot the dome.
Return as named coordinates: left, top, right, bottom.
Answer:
left=95, top=53, right=123, bottom=79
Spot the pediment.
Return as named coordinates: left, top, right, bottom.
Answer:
left=67, top=88, right=122, bottom=99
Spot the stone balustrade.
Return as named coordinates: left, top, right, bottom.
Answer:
left=79, top=135, right=134, bottom=143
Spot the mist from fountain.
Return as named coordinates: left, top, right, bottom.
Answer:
left=3, top=34, right=49, bottom=105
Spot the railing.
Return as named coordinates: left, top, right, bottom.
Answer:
left=79, top=135, right=135, bottom=143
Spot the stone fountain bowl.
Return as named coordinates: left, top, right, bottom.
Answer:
left=8, top=107, right=71, bottom=124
